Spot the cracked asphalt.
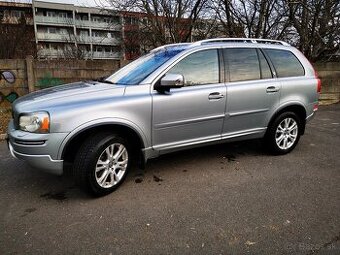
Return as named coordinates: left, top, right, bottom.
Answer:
left=0, top=104, right=339, bottom=254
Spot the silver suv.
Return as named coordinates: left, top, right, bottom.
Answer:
left=7, top=38, right=320, bottom=196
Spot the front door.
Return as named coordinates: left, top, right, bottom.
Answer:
left=152, top=49, right=226, bottom=152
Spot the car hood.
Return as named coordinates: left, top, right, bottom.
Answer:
left=13, top=81, right=125, bottom=113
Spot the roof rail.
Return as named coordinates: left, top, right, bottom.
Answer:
left=151, top=43, right=192, bottom=53
left=193, top=38, right=290, bottom=46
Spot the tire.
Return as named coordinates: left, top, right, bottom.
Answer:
left=265, top=111, right=302, bottom=155
left=72, top=132, right=131, bottom=196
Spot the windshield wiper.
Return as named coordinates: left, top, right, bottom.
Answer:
left=99, top=79, right=115, bottom=84
left=89, top=76, right=115, bottom=84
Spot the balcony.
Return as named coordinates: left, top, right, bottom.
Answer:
left=75, top=20, right=121, bottom=31
left=38, top=49, right=93, bottom=59
left=38, top=49, right=63, bottom=58
left=35, top=15, right=74, bottom=26
left=37, top=32, right=72, bottom=42
left=76, top=36, right=121, bottom=45
left=92, top=37, right=121, bottom=45
left=38, top=49, right=120, bottom=59
left=76, top=36, right=92, bottom=44
left=92, top=52, right=121, bottom=59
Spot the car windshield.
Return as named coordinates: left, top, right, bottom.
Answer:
left=105, top=47, right=187, bottom=85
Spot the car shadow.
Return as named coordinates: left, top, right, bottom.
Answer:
left=147, top=138, right=265, bottom=168
left=126, top=138, right=267, bottom=184
left=1, top=138, right=266, bottom=201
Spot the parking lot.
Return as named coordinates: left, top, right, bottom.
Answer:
left=0, top=104, right=339, bottom=254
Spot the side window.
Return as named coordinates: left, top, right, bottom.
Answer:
left=264, top=49, right=305, bottom=77
left=223, top=48, right=260, bottom=82
left=168, top=49, right=219, bottom=86
left=258, top=50, right=273, bottom=79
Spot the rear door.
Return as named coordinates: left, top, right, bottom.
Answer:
left=222, top=47, right=281, bottom=137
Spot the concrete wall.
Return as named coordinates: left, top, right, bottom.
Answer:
left=32, top=58, right=121, bottom=89
left=0, top=59, right=28, bottom=103
left=0, top=57, right=121, bottom=104
left=314, top=62, right=340, bottom=105
left=0, top=57, right=121, bottom=135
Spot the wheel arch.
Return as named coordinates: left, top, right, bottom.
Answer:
left=268, top=103, right=307, bottom=135
left=59, top=121, right=147, bottom=166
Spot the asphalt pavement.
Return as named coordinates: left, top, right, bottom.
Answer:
left=0, top=104, right=339, bottom=254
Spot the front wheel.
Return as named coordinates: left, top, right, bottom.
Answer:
left=265, top=112, right=302, bottom=155
left=72, top=132, right=131, bottom=196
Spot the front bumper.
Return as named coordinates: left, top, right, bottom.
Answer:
left=7, top=120, right=67, bottom=175
left=8, top=141, right=64, bottom=175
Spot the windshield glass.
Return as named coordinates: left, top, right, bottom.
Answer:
left=105, top=47, right=187, bottom=85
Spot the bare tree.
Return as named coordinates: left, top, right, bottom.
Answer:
left=211, top=0, right=292, bottom=39
left=105, top=0, right=339, bottom=61
left=0, top=13, right=36, bottom=59
left=109, top=0, right=211, bottom=48
left=286, top=0, right=340, bottom=60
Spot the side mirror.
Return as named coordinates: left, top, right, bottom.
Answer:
left=160, top=73, right=184, bottom=88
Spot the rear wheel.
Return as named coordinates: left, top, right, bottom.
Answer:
left=73, top=132, right=131, bottom=196
left=265, top=112, right=302, bottom=155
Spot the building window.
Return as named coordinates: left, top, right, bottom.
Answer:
left=60, top=28, right=68, bottom=35
left=79, top=30, right=89, bottom=36
left=11, top=10, right=24, bottom=18
left=103, top=17, right=111, bottom=23
left=92, top=16, right=100, bottom=22
left=58, top=12, right=68, bottom=18
left=47, top=27, right=57, bottom=34
left=95, top=47, right=103, bottom=52
left=46, top=12, right=56, bottom=17
left=124, top=17, right=138, bottom=25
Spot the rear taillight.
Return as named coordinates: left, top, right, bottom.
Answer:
left=314, top=69, right=322, bottom=93
left=317, top=78, right=321, bottom=93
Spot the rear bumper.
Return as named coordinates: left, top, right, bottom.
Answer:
left=306, top=109, right=317, bottom=122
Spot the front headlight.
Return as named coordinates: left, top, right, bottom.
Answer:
left=19, top=112, right=50, bottom=133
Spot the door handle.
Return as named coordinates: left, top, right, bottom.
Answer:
left=266, top=86, right=280, bottom=93
left=208, top=92, right=224, bottom=100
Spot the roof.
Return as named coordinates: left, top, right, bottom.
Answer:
left=151, top=38, right=291, bottom=53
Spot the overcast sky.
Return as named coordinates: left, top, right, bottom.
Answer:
left=0, top=0, right=108, bottom=7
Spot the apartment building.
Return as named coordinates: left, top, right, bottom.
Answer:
left=33, top=1, right=122, bottom=59
left=1, top=1, right=226, bottom=60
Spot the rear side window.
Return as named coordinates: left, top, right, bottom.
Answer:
left=223, top=48, right=260, bottom=82
left=264, top=49, right=305, bottom=77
